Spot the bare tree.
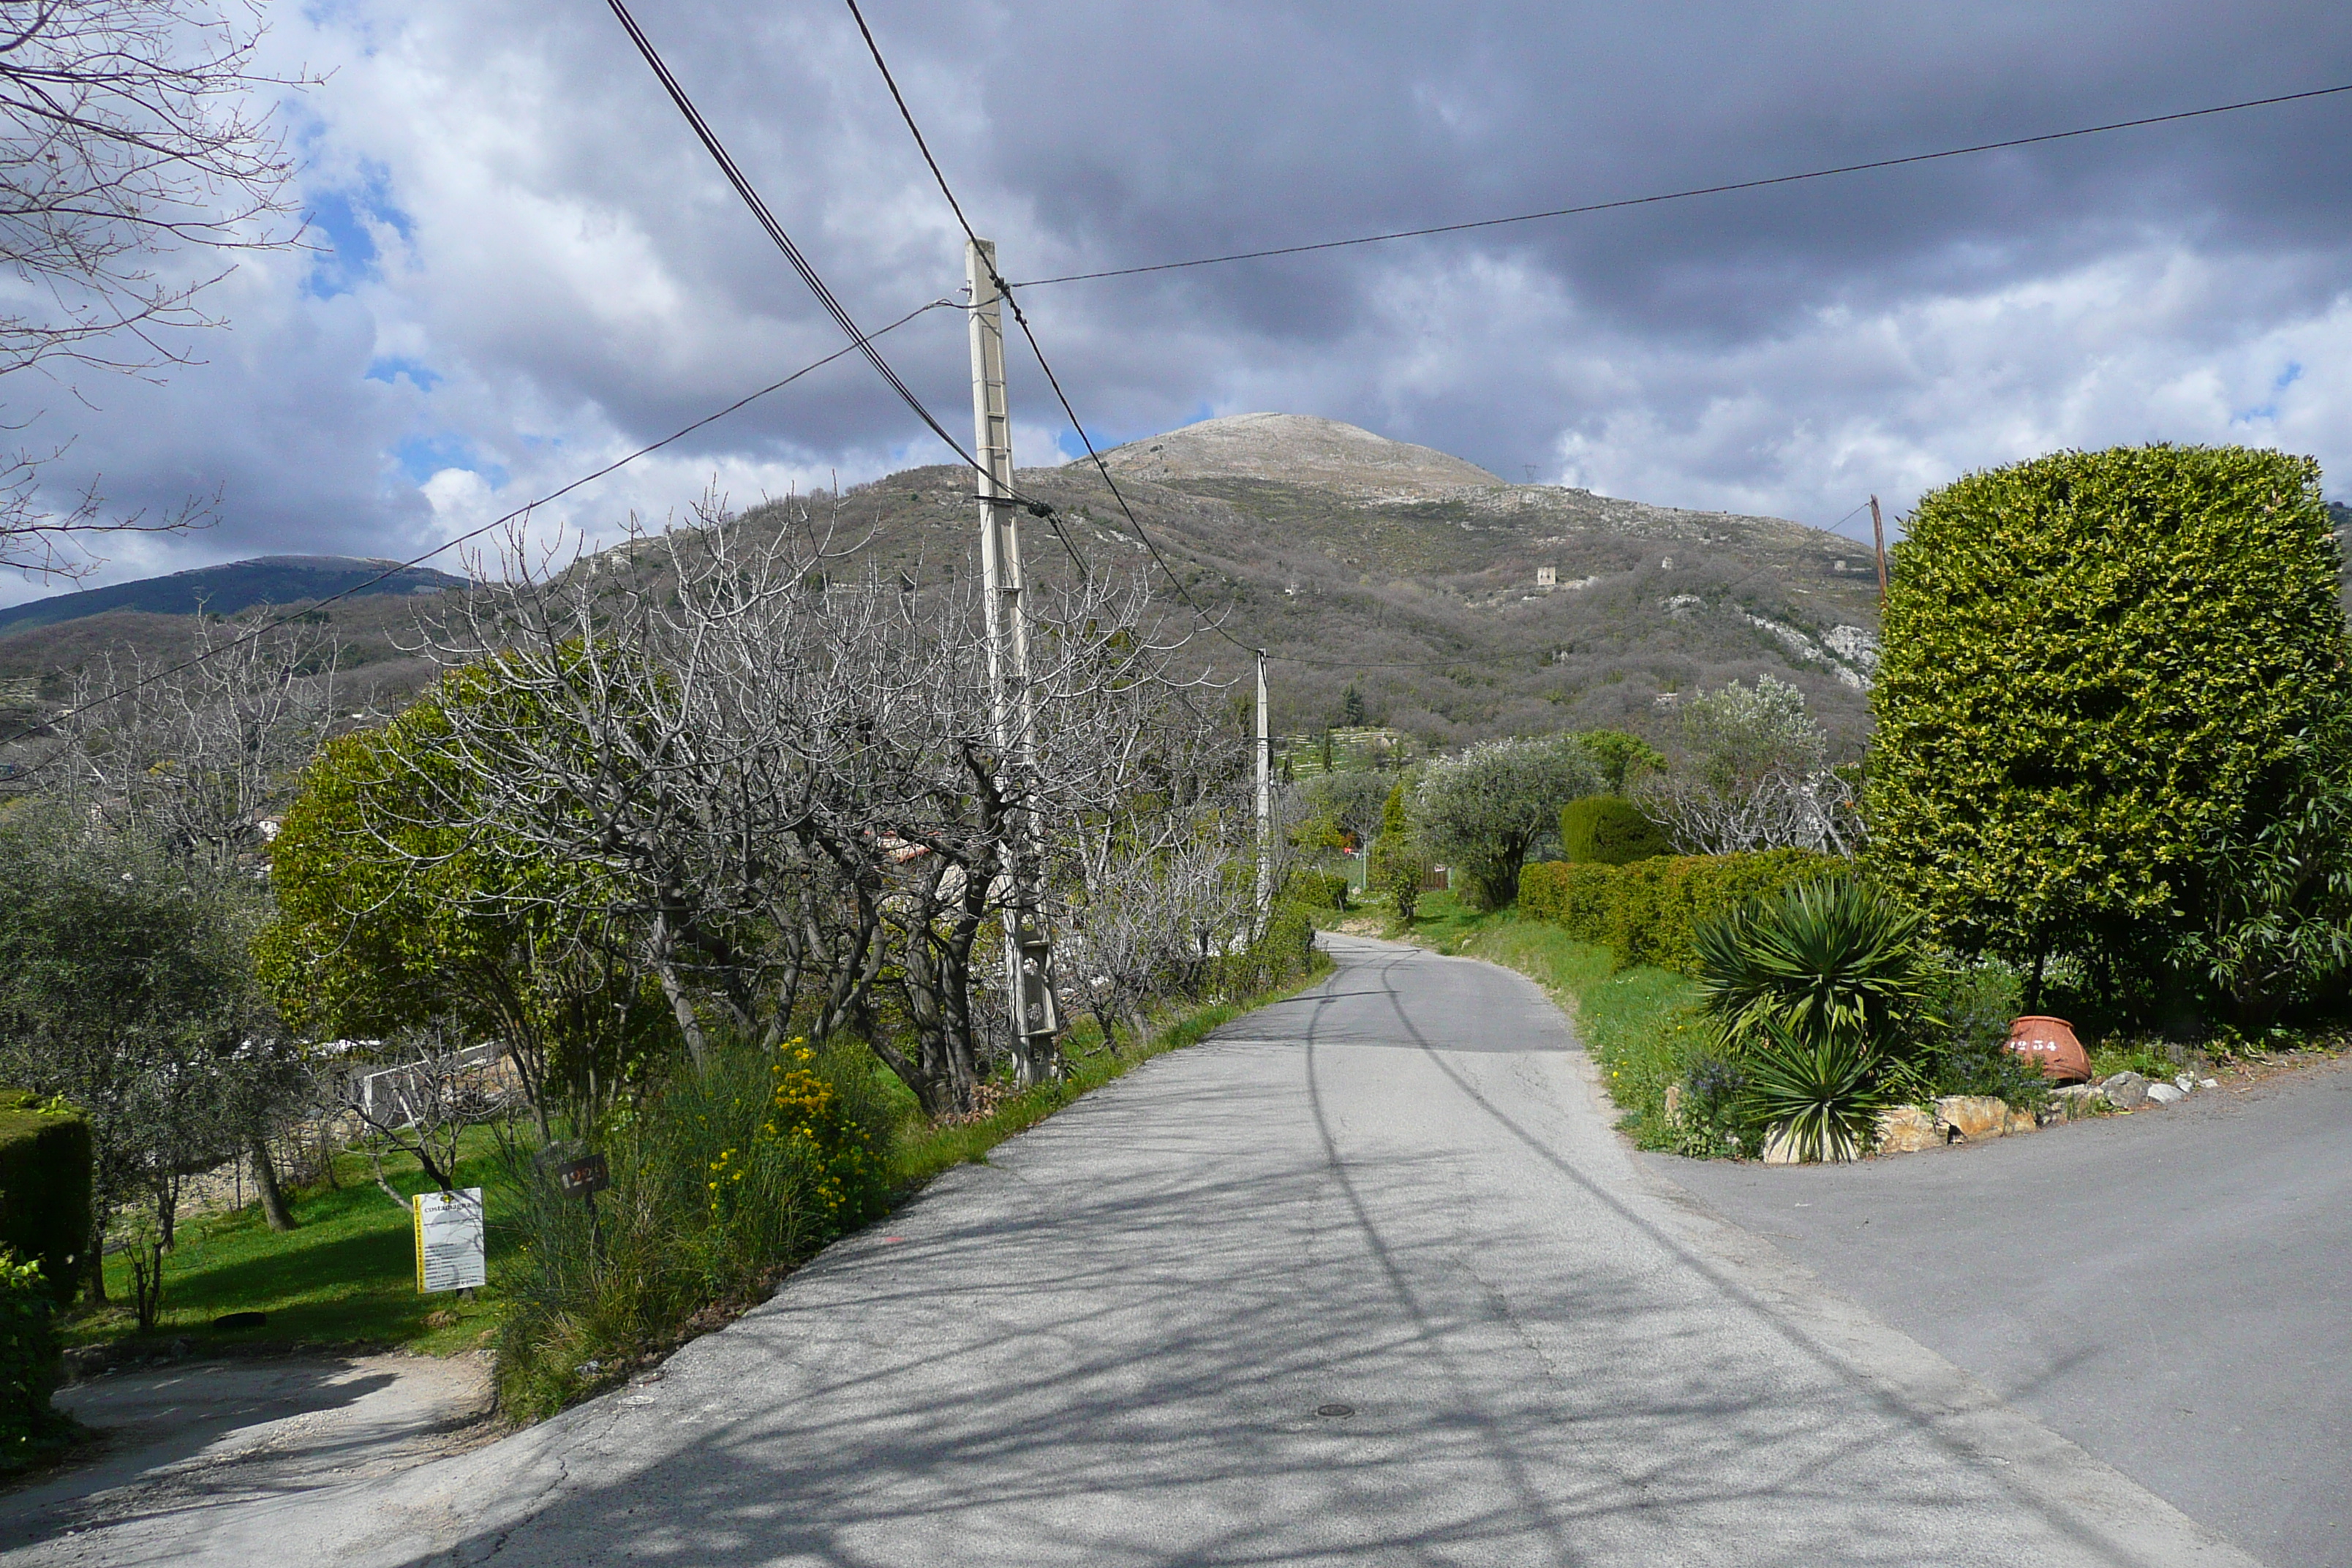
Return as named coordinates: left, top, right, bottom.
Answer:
left=52, top=608, right=337, bottom=862
left=339, top=1019, right=512, bottom=1206
left=1640, top=676, right=1861, bottom=856
left=0, top=0, right=311, bottom=577
left=346, top=499, right=1232, bottom=1118
left=38, top=610, right=335, bottom=1228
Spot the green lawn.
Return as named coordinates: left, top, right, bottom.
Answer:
left=65, top=1126, right=513, bottom=1357
left=61, top=965, right=1341, bottom=1364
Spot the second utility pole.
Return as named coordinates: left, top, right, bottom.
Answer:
left=967, top=236, right=1059, bottom=1086
left=1255, top=652, right=1271, bottom=933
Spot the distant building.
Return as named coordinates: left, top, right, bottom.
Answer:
left=1536, top=565, right=1557, bottom=590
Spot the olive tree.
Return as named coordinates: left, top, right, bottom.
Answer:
left=1866, top=444, right=2352, bottom=1014
left=0, top=807, right=292, bottom=1318
left=1411, top=736, right=1602, bottom=910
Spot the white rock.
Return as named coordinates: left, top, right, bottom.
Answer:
left=2145, top=1082, right=2186, bottom=1105
left=2199, top=1078, right=2219, bottom=1089
left=2174, top=1073, right=2195, bottom=1092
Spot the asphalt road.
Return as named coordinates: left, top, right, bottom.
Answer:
left=1656, top=1055, right=2352, bottom=1568
left=8, top=935, right=2261, bottom=1567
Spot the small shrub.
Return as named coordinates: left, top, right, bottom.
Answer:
left=1693, top=878, right=1931, bottom=1046
left=1559, top=796, right=1670, bottom=865
left=1284, top=869, right=1350, bottom=913
left=495, top=1036, right=893, bottom=1420
left=1668, top=1047, right=1761, bottom=1159
left=0, top=1249, right=61, bottom=1469
left=1739, top=1017, right=1887, bottom=1163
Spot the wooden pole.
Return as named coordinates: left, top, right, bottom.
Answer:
left=1869, top=494, right=1888, bottom=604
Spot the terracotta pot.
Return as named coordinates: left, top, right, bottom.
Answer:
left=2006, top=1015, right=2090, bottom=1084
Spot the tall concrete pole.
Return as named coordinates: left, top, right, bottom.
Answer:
left=968, top=237, right=1058, bottom=1085
left=1255, top=651, right=1271, bottom=933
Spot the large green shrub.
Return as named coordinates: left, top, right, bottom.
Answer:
left=1559, top=796, right=1670, bottom=865
left=0, top=1091, right=89, bottom=1308
left=1518, top=850, right=1839, bottom=974
left=1867, top=445, right=2352, bottom=1005
left=0, top=1248, right=59, bottom=1468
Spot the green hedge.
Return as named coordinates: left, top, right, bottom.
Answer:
left=0, top=1248, right=59, bottom=1468
left=1559, top=796, right=1671, bottom=865
left=1518, top=850, right=1840, bottom=974
left=0, top=1090, right=90, bottom=1309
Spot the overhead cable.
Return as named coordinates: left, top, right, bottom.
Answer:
left=844, top=0, right=1255, bottom=653
left=0, top=300, right=951, bottom=753
left=1011, top=81, right=2352, bottom=288
left=607, top=0, right=1090, bottom=576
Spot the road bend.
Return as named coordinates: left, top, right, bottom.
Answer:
left=18, top=933, right=2256, bottom=1567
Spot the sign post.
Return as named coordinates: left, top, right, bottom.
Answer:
left=412, top=1187, right=487, bottom=1294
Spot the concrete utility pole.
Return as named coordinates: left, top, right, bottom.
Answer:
left=967, top=237, right=1059, bottom=1085
left=1869, top=495, right=1888, bottom=605
left=1255, top=652, right=1271, bottom=933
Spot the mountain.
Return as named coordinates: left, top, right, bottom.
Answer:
left=726, top=412, right=1888, bottom=755
left=0, top=554, right=467, bottom=635
left=0, top=416, right=1898, bottom=756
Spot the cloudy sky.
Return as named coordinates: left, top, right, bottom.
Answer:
left=6, top=0, right=2351, bottom=606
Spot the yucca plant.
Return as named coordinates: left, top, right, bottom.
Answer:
left=1739, top=1014, right=1886, bottom=1163
left=1695, top=877, right=1933, bottom=1047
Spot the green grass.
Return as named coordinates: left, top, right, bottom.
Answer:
left=64, top=1126, right=512, bottom=1357
left=1396, top=893, right=1707, bottom=1146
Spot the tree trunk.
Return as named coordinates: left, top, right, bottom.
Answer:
left=249, top=1134, right=298, bottom=1232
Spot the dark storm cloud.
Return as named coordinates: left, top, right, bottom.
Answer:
left=4, top=0, right=2348, bottom=606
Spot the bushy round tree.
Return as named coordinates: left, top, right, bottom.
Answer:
left=1866, top=444, right=2352, bottom=1009
left=1412, top=736, right=1602, bottom=910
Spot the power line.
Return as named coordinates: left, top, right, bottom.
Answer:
left=1010, top=81, right=2352, bottom=288
left=0, top=299, right=951, bottom=754
left=606, top=0, right=1093, bottom=578
left=843, top=0, right=1254, bottom=655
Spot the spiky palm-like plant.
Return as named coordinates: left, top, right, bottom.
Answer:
left=1694, top=877, right=1932, bottom=1047
left=1740, top=1014, right=1886, bottom=1163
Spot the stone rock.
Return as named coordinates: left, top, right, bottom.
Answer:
left=2102, top=1071, right=2150, bottom=1111
left=2145, top=1082, right=2186, bottom=1105
left=1934, top=1095, right=2010, bottom=1141
left=1663, top=1082, right=1684, bottom=1127
left=2048, top=1083, right=2106, bottom=1119
left=2174, top=1073, right=2196, bottom=1093
left=1761, top=1124, right=1801, bottom=1164
left=1874, top=1105, right=1939, bottom=1154
left=2003, top=1107, right=2040, bottom=1136
left=2199, top=1078, right=2219, bottom=1090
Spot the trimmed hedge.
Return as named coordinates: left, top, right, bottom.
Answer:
left=1518, top=850, right=1840, bottom=975
left=0, top=1090, right=90, bottom=1309
left=1559, top=796, right=1671, bottom=865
